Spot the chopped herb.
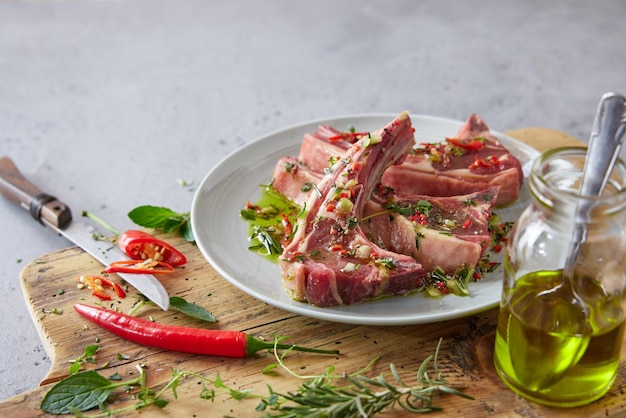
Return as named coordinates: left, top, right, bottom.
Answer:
left=283, top=161, right=297, bottom=173
left=415, top=231, right=425, bottom=250
left=249, top=225, right=283, bottom=258
left=346, top=216, right=359, bottom=229
left=42, top=307, right=63, bottom=315
left=241, top=184, right=302, bottom=262
left=375, top=257, right=395, bottom=269
left=69, top=344, right=100, bottom=375
left=176, top=178, right=194, bottom=188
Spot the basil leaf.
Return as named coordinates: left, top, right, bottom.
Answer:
left=127, top=205, right=194, bottom=242
left=169, top=296, right=216, bottom=322
left=162, top=217, right=184, bottom=233
left=128, top=206, right=181, bottom=228
left=178, top=221, right=195, bottom=243
left=40, top=371, right=114, bottom=414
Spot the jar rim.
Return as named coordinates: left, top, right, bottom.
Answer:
left=531, top=146, right=626, bottom=206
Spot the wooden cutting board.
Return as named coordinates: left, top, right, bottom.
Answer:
left=2, top=127, right=625, bottom=418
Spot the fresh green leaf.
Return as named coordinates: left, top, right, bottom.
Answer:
left=128, top=206, right=182, bottom=229
left=152, top=398, right=169, bottom=408
left=40, top=371, right=116, bottom=414
left=169, top=296, right=216, bottom=322
left=131, top=295, right=215, bottom=322
left=178, top=220, right=195, bottom=242
left=127, top=205, right=195, bottom=242
left=69, top=362, right=81, bottom=375
left=162, top=217, right=184, bottom=233
left=68, top=344, right=100, bottom=375
left=262, top=363, right=279, bottom=374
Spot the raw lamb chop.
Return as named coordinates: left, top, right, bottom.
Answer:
left=298, top=114, right=523, bottom=207
left=279, top=112, right=426, bottom=307
left=363, top=188, right=498, bottom=273
left=382, top=114, right=522, bottom=206
left=272, top=156, right=498, bottom=274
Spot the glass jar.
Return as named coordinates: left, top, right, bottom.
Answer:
left=494, top=147, right=626, bottom=407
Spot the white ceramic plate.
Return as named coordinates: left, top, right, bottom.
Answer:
left=191, top=114, right=539, bottom=325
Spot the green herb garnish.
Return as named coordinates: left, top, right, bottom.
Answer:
left=68, top=344, right=100, bottom=375
left=128, top=205, right=194, bottom=242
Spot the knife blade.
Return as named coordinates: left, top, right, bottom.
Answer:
left=0, top=156, right=170, bottom=310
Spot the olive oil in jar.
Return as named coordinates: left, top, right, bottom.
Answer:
left=494, top=270, right=625, bottom=407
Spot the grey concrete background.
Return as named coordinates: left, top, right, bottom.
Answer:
left=1, top=0, right=624, bottom=401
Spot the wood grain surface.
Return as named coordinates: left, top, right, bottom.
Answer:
left=3, top=127, right=625, bottom=417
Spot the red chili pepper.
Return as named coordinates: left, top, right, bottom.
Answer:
left=328, top=131, right=369, bottom=143
left=446, top=137, right=485, bottom=151
left=469, top=155, right=501, bottom=171
left=283, top=251, right=303, bottom=262
left=77, top=276, right=126, bottom=300
left=103, top=259, right=175, bottom=274
left=435, top=281, right=449, bottom=294
left=410, top=212, right=429, bottom=225
left=73, top=304, right=339, bottom=358
left=117, top=230, right=187, bottom=266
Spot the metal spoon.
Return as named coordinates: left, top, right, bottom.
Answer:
left=563, top=92, right=626, bottom=281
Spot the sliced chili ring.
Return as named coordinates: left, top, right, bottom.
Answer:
left=103, top=259, right=175, bottom=274
left=117, top=230, right=187, bottom=266
left=77, top=275, right=126, bottom=300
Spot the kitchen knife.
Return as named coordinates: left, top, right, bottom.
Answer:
left=0, top=156, right=170, bottom=310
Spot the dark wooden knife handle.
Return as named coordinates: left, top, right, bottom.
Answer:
left=0, top=156, right=72, bottom=229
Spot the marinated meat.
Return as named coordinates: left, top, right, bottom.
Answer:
left=363, top=188, right=498, bottom=273
left=271, top=156, right=318, bottom=206
left=298, top=114, right=523, bottom=207
left=272, top=156, right=498, bottom=274
left=279, top=112, right=426, bottom=307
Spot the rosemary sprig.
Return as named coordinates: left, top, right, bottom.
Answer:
left=257, top=338, right=474, bottom=417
